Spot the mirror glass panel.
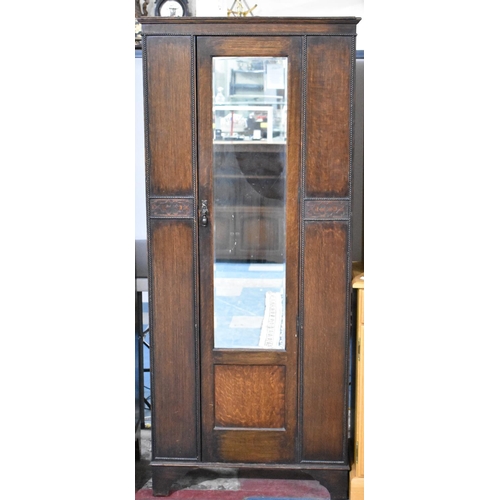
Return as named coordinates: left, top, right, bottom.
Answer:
left=212, top=57, right=287, bottom=349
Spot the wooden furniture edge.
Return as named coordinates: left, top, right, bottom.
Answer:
left=349, top=462, right=364, bottom=500
left=352, top=261, right=364, bottom=288
left=139, top=16, right=362, bottom=24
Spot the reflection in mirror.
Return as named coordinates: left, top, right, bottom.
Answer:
left=212, top=57, right=288, bottom=350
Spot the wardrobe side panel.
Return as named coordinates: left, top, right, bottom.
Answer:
left=146, top=36, right=193, bottom=196
left=305, top=36, right=352, bottom=198
left=150, top=219, right=197, bottom=459
left=146, top=34, right=198, bottom=460
left=302, top=220, right=348, bottom=461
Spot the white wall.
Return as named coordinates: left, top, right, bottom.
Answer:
left=194, top=0, right=364, bottom=50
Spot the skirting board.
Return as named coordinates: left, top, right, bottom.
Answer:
left=349, top=463, right=364, bottom=500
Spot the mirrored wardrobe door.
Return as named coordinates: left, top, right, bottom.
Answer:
left=197, top=36, right=302, bottom=463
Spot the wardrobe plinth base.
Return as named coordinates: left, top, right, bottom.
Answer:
left=151, top=461, right=349, bottom=499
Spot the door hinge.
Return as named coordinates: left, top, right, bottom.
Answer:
left=355, top=441, right=359, bottom=464
left=358, top=337, right=361, bottom=361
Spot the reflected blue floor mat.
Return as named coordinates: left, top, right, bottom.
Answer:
left=214, top=262, right=286, bottom=348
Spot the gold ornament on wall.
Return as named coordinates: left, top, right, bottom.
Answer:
left=227, top=0, right=257, bottom=17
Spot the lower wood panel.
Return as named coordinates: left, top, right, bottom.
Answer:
left=215, top=430, right=290, bottom=463
left=150, top=219, right=198, bottom=459
left=214, top=365, right=285, bottom=428
left=302, top=220, right=348, bottom=462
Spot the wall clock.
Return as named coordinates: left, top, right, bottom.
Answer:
left=155, top=0, right=189, bottom=17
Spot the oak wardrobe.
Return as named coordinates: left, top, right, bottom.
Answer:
left=141, top=17, right=360, bottom=499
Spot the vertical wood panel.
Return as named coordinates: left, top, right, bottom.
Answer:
left=305, top=36, right=352, bottom=198
left=302, top=221, right=348, bottom=461
left=146, top=36, right=193, bottom=196
left=150, top=219, right=197, bottom=459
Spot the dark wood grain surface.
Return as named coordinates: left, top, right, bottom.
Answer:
left=150, top=219, right=198, bottom=459
left=305, top=36, right=352, bottom=198
left=141, top=17, right=360, bottom=36
left=214, top=365, right=286, bottom=428
left=302, top=221, right=348, bottom=462
left=146, top=36, right=193, bottom=196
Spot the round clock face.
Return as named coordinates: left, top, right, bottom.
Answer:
left=159, top=0, right=185, bottom=17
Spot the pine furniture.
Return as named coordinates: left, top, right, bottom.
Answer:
left=350, top=265, right=364, bottom=500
